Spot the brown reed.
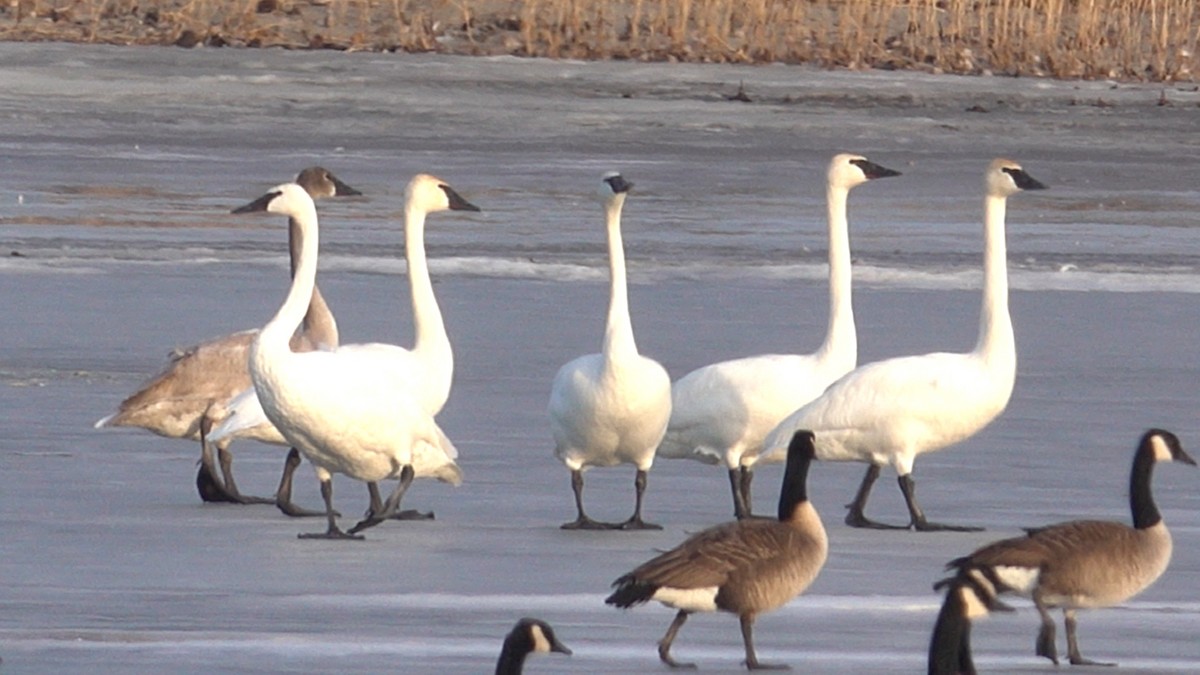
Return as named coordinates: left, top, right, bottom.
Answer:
left=1, top=0, right=1197, bottom=81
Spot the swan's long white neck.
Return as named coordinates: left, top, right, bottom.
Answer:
left=602, top=197, right=638, bottom=361
left=262, top=203, right=320, bottom=353
left=288, top=217, right=339, bottom=348
left=973, top=193, right=1014, bottom=366
left=813, top=183, right=856, bottom=367
left=404, top=202, right=453, bottom=401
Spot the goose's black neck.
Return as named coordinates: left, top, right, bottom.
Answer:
left=1130, top=446, right=1162, bottom=530
left=494, top=638, right=530, bottom=675
left=778, top=432, right=815, bottom=522
left=928, top=586, right=976, bottom=675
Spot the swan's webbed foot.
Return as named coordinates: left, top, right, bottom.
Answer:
left=388, top=509, right=435, bottom=521
left=298, top=525, right=364, bottom=541
left=561, top=516, right=618, bottom=530
left=277, top=499, right=334, bottom=518
left=911, top=518, right=984, bottom=533
left=194, top=463, right=273, bottom=505
left=844, top=508, right=909, bottom=530
left=616, top=517, right=662, bottom=531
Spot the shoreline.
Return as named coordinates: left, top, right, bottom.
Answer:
left=1, top=0, right=1197, bottom=82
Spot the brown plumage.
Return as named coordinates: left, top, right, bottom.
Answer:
left=934, top=428, right=1194, bottom=668
left=607, top=430, right=826, bottom=670
left=94, top=167, right=359, bottom=504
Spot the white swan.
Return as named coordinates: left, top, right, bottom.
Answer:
left=232, top=175, right=479, bottom=539
left=93, top=167, right=359, bottom=506
left=657, top=153, right=900, bottom=519
left=762, top=158, right=1047, bottom=531
left=209, top=171, right=469, bottom=516
left=549, top=172, right=672, bottom=530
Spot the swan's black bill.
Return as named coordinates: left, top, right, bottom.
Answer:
left=439, top=184, right=481, bottom=212
left=331, top=176, right=363, bottom=197
left=852, top=159, right=902, bottom=180
left=232, top=191, right=280, bottom=214
left=604, top=174, right=634, bottom=194
left=1004, top=167, right=1048, bottom=191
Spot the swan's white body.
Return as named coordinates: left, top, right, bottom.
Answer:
left=657, top=154, right=899, bottom=517
left=762, top=158, right=1046, bottom=530
left=210, top=172, right=464, bottom=487
left=549, top=173, right=671, bottom=529
left=236, top=175, right=478, bottom=536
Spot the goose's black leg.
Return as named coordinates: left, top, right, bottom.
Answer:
left=898, top=474, right=983, bottom=532
left=618, top=469, right=662, bottom=530
left=658, top=610, right=696, bottom=669
left=1034, top=595, right=1059, bottom=664
left=741, top=613, right=788, bottom=670
left=844, top=464, right=907, bottom=529
left=561, top=469, right=616, bottom=530
left=298, top=478, right=362, bottom=540
left=1065, top=609, right=1113, bottom=666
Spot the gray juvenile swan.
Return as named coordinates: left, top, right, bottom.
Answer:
left=934, top=428, right=1195, bottom=667
left=494, top=617, right=572, bottom=675
left=606, top=431, right=827, bottom=670
left=94, top=167, right=359, bottom=509
left=657, top=153, right=899, bottom=519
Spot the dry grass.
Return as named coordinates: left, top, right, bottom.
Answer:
left=1, top=0, right=1197, bottom=81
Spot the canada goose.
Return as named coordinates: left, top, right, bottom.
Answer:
left=94, top=166, right=359, bottom=508
left=232, top=176, right=478, bottom=539
left=549, top=173, right=672, bottom=530
left=927, top=571, right=1013, bottom=675
left=209, top=167, right=470, bottom=520
left=932, top=428, right=1195, bottom=667
left=762, top=159, right=1046, bottom=531
left=495, top=617, right=572, bottom=675
left=657, top=153, right=900, bottom=519
left=606, top=430, right=827, bottom=669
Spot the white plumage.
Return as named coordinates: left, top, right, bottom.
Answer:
left=657, top=153, right=900, bottom=518
left=549, top=172, right=672, bottom=530
left=234, top=175, right=478, bottom=539
left=763, top=158, right=1047, bottom=531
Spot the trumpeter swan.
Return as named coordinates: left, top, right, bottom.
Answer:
left=762, top=158, right=1046, bottom=531
left=232, top=175, right=478, bottom=539
left=657, top=153, right=899, bottom=519
left=548, top=172, right=672, bottom=530
left=94, top=167, right=359, bottom=507
left=210, top=166, right=470, bottom=518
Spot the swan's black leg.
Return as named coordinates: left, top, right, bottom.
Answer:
left=898, top=474, right=983, bottom=532
left=196, top=438, right=235, bottom=503
left=365, top=481, right=434, bottom=521
left=561, top=469, right=617, bottom=530
left=844, top=464, right=907, bottom=529
left=618, top=469, right=662, bottom=530
left=349, top=466, right=415, bottom=534
left=274, top=448, right=331, bottom=517
left=216, top=442, right=273, bottom=505
left=298, top=478, right=362, bottom=540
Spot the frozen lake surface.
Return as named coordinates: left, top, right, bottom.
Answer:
left=1, top=43, right=1199, bottom=672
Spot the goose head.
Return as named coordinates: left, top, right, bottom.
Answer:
left=294, top=166, right=362, bottom=198
left=231, top=182, right=314, bottom=220
left=986, top=158, right=1048, bottom=198
left=829, top=153, right=901, bottom=189
left=508, top=617, right=572, bottom=656
left=405, top=173, right=480, bottom=214
left=1142, top=428, right=1195, bottom=465
left=597, top=171, right=633, bottom=207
